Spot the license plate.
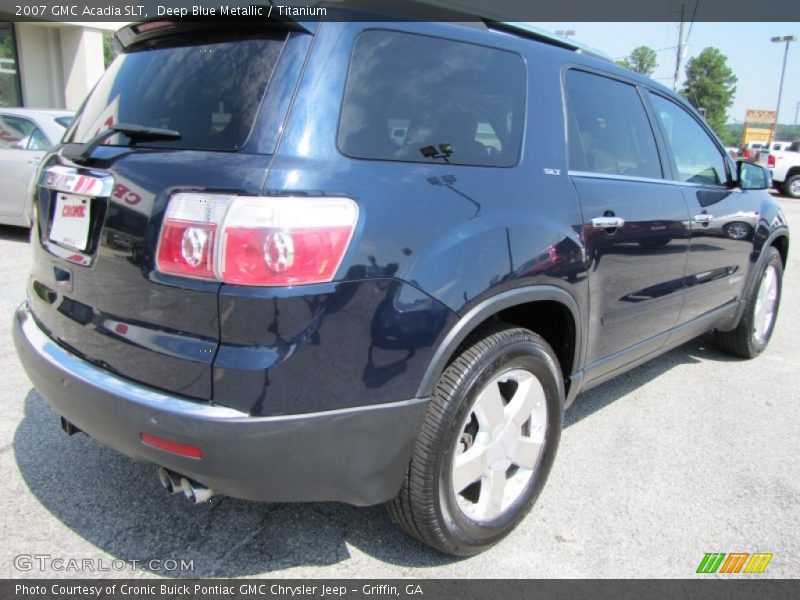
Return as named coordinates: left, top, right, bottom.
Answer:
left=50, top=193, right=91, bottom=251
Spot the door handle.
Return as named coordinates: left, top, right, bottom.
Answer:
left=591, top=216, right=625, bottom=229
left=693, top=214, right=713, bottom=224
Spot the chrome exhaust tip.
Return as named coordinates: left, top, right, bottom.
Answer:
left=180, top=477, right=215, bottom=504
left=157, top=467, right=185, bottom=494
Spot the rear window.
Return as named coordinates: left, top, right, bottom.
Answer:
left=71, top=33, right=286, bottom=151
left=565, top=70, right=662, bottom=179
left=338, top=30, right=526, bottom=167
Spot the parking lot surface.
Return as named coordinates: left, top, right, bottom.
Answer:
left=1, top=198, right=797, bottom=579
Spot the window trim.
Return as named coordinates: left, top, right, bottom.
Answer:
left=561, top=65, right=669, bottom=181
left=335, top=27, right=528, bottom=169
left=643, top=90, right=734, bottom=189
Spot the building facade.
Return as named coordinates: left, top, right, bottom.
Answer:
left=1, top=21, right=120, bottom=111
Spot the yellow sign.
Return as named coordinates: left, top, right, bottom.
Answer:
left=745, top=109, right=777, bottom=124
left=743, top=127, right=772, bottom=144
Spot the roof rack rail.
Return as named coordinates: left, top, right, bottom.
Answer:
left=483, top=21, right=612, bottom=62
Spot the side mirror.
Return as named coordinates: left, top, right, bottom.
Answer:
left=737, top=160, right=770, bottom=190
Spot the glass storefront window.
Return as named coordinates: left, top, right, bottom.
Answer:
left=0, top=23, right=22, bottom=107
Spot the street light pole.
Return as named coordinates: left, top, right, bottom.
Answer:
left=795, top=101, right=800, bottom=126
left=771, top=35, right=797, bottom=143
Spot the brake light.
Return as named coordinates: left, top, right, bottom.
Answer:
left=768, top=154, right=776, bottom=168
left=743, top=149, right=750, bottom=159
left=155, top=194, right=359, bottom=286
left=155, top=193, right=233, bottom=280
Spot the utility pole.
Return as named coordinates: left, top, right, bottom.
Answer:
left=673, top=3, right=685, bottom=91
left=770, top=36, right=797, bottom=143
left=795, top=101, right=800, bottom=126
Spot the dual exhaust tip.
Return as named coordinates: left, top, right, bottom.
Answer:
left=157, top=467, right=215, bottom=504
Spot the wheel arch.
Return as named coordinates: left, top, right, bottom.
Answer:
left=784, top=166, right=800, bottom=182
left=416, top=286, right=582, bottom=406
left=771, top=233, right=789, bottom=269
left=720, top=228, right=789, bottom=333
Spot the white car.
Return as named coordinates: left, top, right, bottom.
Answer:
left=0, top=108, right=74, bottom=227
left=763, top=140, right=800, bottom=198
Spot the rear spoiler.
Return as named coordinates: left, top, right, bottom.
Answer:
left=114, top=13, right=313, bottom=52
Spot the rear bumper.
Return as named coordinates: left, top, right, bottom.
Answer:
left=13, top=303, right=428, bottom=505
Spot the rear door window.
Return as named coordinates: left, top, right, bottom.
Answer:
left=565, top=70, right=662, bottom=179
left=70, top=33, right=287, bottom=151
left=338, top=30, right=526, bottom=167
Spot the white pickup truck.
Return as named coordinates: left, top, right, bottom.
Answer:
left=758, top=140, right=800, bottom=198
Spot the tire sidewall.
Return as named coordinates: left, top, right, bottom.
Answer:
left=433, top=337, right=563, bottom=553
left=785, top=175, right=800, bottom=199
left=747, top=248, right=783, bottom=354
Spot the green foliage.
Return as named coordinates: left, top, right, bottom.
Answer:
left=724, top=123, right=744, bottom=147
left=723, top=123, right=800, bottom=148
left=103, top=37, right=118, bottom=68
left=0, top=23, right=20, bottom=107
left=615, top=45, right=659, bottom=76
left=775, top=124, right=800, bottom=141
left=681, top=48, right=737, bottom=140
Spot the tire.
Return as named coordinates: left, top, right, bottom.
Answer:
left=782, top=174, right=800, bottom=199
left=387, top=323, right=564, bottom=556
left=715, top=246, right=783, bottom=358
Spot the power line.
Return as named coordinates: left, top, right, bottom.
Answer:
left=613, top=45, right=678, bottom=62
left=685, top=0, right=701, bottom=48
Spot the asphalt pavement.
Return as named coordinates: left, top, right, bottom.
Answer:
left=1, top=198, right=797, bottom=579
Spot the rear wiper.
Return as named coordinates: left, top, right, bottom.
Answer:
left=62, top=123, right=182, bottom=164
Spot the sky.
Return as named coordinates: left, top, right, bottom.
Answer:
left=537, top=22, right=800, bottom=125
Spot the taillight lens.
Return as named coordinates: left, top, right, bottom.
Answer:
left=155, top=193, right=233, bottom=280
left=768, top=154, right=776, bottom=168
left=155, top=194, right=359, bottom=286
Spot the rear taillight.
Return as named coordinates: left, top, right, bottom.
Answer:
left=743, top=149, right=750, bottom=159
left=768, top=154, right=776, bottom=168
left=155, top=193, right=233, bottom=280
left=155, top=194, right=359, bottom=286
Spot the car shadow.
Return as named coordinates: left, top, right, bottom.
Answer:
left=565, top=332, right=740, bottom=428
left=13, top=332, right=740, bottom=577
left=0, top=224, right=30, bottom=243
left=14, top=390, right=454, bottom=577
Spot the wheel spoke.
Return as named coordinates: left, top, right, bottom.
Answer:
left=452, top=368, right=550, bottom=523
left=510, top=437, right=544, bottom=470
left=477, top=470, right=507, bottom=520
left=754, top=266, right=779, bottom=342
left=474, top=383, right=506, bottom=430
left=452, top=444, right=488, bottom=493
left=505, top=374, right=543, bottom=427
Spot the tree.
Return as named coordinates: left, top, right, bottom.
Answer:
left=681, top=47, right=737, bottom=139
left=103, top=36, right=117, bottom=68
left=615, top=45, right=658, bottom=76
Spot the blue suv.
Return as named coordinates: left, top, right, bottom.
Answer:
left=13, top=15, right=788, bottom=555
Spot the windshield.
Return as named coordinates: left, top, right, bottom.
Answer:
left=70, top=33, right=287, bottom=151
